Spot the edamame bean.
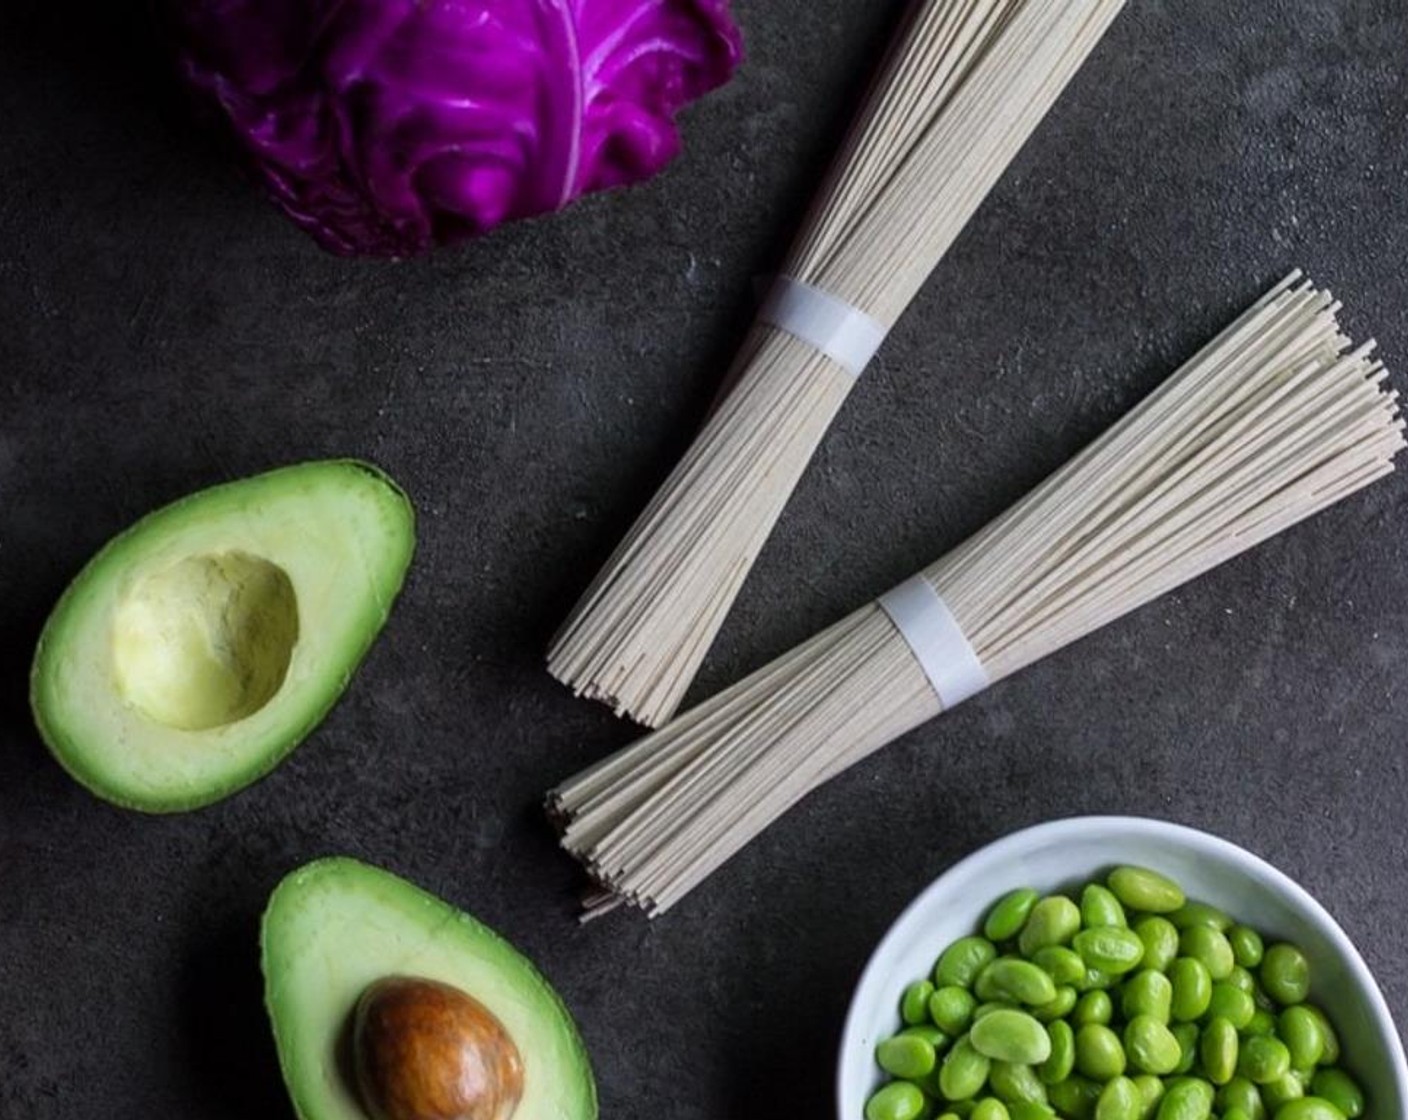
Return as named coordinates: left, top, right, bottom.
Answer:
left=1206, top=982, right=1255, bottom=1029
left=1216, top=1077, right=1267, bottom=1120
left=1243, top=1009, right=1276, bottom=1037
left=940, top=1038, right=992, bottom=1102
left=1272, top=1100, right=1349, bottom=1120
left=1039, top=1020, right=1075, bottom=1085
left=1168, top=958, right=1213, bottom=1021
left=975, top=1001, right=1018, bottom=1021
left=1260, top=1072, right=1305, bottom=1109
left=1133, top=917, right=1180, bottom=973
left=1227, top=965, right=1257, bottom=995
left=977, top=959, right=1059, bottom=1006
left=1074, top=928, right=1146, bottom=975
left=931, top=986, right=978, bottom=1035
left=971, top=1097, right=1011, bottom=1120
left=1154, top=1077, right=1213, bottom=1120
left=900, top=1024, right=949, bottom=1050
left=986, top=889, right=1042, bottom=943
left=903, top=980, right=937, bottom=1025
left=1260, top=944, right=1311, bottom=1006
left=1032, top=946, right=1086, bottom=986
left=1179, top=926, right=1235, bottom=980
left=1049, top=1076, right=1101, bottom=1120
left=1223, top=1109, right=1253, bottom=1120
left=1107, top=867, right=1186, bottom=914
left=1074, top=990, right=1114, bottom=1026
left=1229, top=925, right=1265, bottom=968
left=866, top=1081, right=926, bottom=1120
left=1082, top=885, right=1129, bottom=929
left=1032, top=986, right=1077, bottom=1023
left=878, top=1034, right=938, bottom=1079
left=990, top=1061, right=1048, bottom=1105
left=1132, top=1075, right=1165, bottom=1120
left=1075, top=1023, right=1127, bottom=1081
left=1124, top=1015, right=1182, bottom=1075
left=1279, top=1006, right=1325, bottom=1070
left=938, top=937, right=1001, bottom=988
left=1121, top=970, right=1173, bottom=1023
left=1095, top=1075, right=1141, bottom=1120
left=1309, top=1070, right=1363, bottom=1119
left=1006, top=1103, right=1057, bottom=1120
left=1238, top=1036, right=1292, bottom=1084
left=1020, top=897, right=1083, bottom=956
left=1170, top=1024, right=1199, bottom=1076
left=1169, top=902, right=1232, bottom=932
left=1200, top=1016, right=1239, bottom=1085
left=971, top=1010, right=1053, bottom=1065
left=1079, top=967, right=1116, bottom=993
left=1301, top=1006, right=1339, bottom=1064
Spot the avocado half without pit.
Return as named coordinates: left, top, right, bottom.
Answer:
left=30, top=460, right=415, bottom=812
left=263, top=858, right=597, bottom=1120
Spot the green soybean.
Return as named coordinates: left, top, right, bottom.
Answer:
left=1223, top=1109, right=1253, bottom=1120
left=1032, top=986, right=1077, bottom=1023
left=1121, top=970, right=1174, bottom=1023
left=1032, top=946, right=1087, bottom=986
left=1229, top=925, right=1265, bottom=968
left=940, top=1037, right=992, bottom=1102
left=1169, top=902, right=1233, bottom=932
left=1238, top=1036, right=1292, bottom=1084
left=1206, top=982, right=1255, bottom=1029
left=1302, top=1006, right=1340, bottom=1064
left=931, top=986, right=978, bottom=1035
left=1200, top=1016, right=1239, bottom=1084
left=1272, top=1101, right=1349, bottom=1120
left=971, top=1098, right=1011, bottom=1120
left=1309, top=1070, right=1363, bottom=1119
left=1260, top=1071, right=1306, bottom=1109
left=977, top=959, right=1059, bottom=1006
left=1039, top=1020, right=1075, bottom=1085
left=1167, top=958, right=1212, bottom=1021
left=1079, top=967, right=1116, bottom=993
left=1006, top=1103, right=1057, bottom=1120
left=1133, top=917, right=1181, bottom=973
left=1244, top=1009, right=1277, bottom=1037
left=866, top=1081, right=927, bottom=1120
left=1082, top=884, right=1130, bottom=929
left=1260, top=944, right=1311, bottom=1006
left=1076, top=1023, right=1127, bottom=1081
left=1108, top=867, right=1186, bottom=914
left=975, top=1001, right=1018, bottom=1021
left=1075, top=928, right=1147, bottom=975
left=900, top=1024, right=949, bottom=1049
left=1095, top=1075, right=1142, bottom=1120
left=1074, top=990, right=1114, bottom=1026
left=1124, top=1015, right=1182, bottom=1076
left=971, top=1010, right=1052, bottom=1065
left=1227, top=965, right=1257, bottom=995
left=1169, top=1024, right=1199, bottom=1076
left=1178, top=926, right=1235, bottom=980
left=903, top=979, right=937, bottom=1025
left=990, top=1061, right=1048, bottom=1105
left=1020, top=897, right=1083, bottom=956
left=877, top=1034, right=938, bottom=1079
left=1216, top=1077, right=1267, bottom=1120
left=1132, top=1074, right=1165, bottom=1120
left=1154, top=1077, right=1213, bottom=1120
left=986, top=889, right=1042, bottom=943
left=1279, top=1006, right=1325, bottom=1070
left=937, top=937, right=1001, bottom=988
left=1049, top=1076, right=1102, bottom=1120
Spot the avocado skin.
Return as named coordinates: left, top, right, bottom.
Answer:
left=30, top=459, right=416, bottom=813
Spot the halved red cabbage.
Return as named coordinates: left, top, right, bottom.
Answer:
left=168, top=0, right=743, bottom=256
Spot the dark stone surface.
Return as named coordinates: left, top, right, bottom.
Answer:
left=2, top=1, right=1406, bottom=1117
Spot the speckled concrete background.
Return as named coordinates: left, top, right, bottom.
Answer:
left=2, top=1, right=1406, bottom=1117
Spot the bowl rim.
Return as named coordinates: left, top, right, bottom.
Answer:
left=835, top=814, right=1408, bottom=1118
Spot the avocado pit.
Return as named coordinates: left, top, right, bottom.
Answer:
left=352, top=976, right=524, bottom=1120
left=111, top=551, right=299, bottom=731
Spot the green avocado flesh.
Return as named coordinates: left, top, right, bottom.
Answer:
left=30, top=460, right=414, bottom=813
left=262, top=858, right=597, bottom=1120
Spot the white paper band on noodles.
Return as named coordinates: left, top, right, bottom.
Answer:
left=757, top=276, right=888, bottom=375
left=878, top=575, right=990, bottom=710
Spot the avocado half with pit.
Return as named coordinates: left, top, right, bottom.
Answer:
left=263, top=857, right=597, bottom=1120
left=30, top=460, right=414, bottom=812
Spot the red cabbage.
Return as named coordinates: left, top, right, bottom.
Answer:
left=168, top=0, right=743, bottom=256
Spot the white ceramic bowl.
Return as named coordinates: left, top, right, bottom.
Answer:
left=837, top=816, right=1407, bottom=1119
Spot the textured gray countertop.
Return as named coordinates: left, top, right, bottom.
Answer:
left=2, top=1, right=1406, bottom=1117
